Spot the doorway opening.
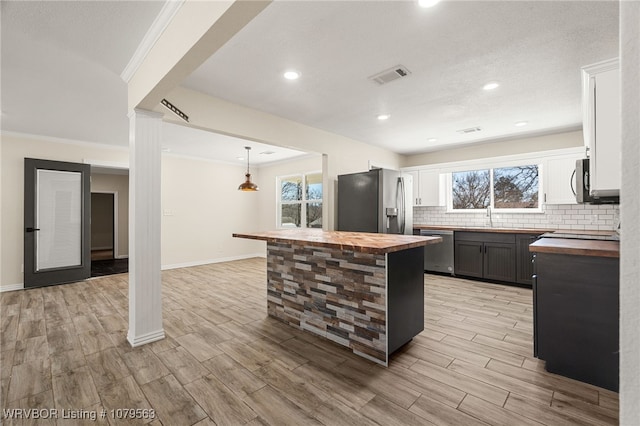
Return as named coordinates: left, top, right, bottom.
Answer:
left=91, top=192, right=114, bottom=260
left=90, top=190, right=128, bottom=277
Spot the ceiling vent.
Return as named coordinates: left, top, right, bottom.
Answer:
left=457, top=127, right=483, bottom=134
left=369, top=65, right=411, bottom=85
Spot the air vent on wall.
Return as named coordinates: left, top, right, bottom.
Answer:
left=457, top=127, right=483, bottom=134
left=368, top=65, right=411, bottom=85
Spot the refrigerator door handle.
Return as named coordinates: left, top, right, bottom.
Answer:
left=398, top=177, right=406, bottom=234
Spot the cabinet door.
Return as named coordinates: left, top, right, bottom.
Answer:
left=418, top=170, right=444, bottom=207
left=545, top=156, right=580, bottom=205
left=583, top=60, right=620, bottom=197
left=454, top=240, right=483, bottom=278
left=516, top=234, right=539, bottom=285
left=484, top=243, right=516, bottom=282
left=535, top=253, right=619, bottom=391
left=407, top=171, right=421, bottom=205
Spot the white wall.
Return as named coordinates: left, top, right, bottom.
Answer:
left=160, top=154, right=263, bottom=269
left=160, top=86, right=403, bottom=230
left=0, top=133, right=129, bottom=287
left=256, top=155, right=323, bottom=232
left=403, top=130, right=583, bottom=167
left=0, top=133, right=263, bottom=288
left=91, top=173, right=129, bottom=257
left=620, top=1, right=640, bottom=422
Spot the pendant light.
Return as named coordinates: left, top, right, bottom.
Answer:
left=238, top=146, right=259, bottom=191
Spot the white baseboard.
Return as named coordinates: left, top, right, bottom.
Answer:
left=161, top=253, right=265, bottom=270
left=91, top=246, right=114, bottom=251
left=0, top=254, right=263, bottom=292
left=0, top=283, right=24, bottom=293
left=127, top=329, right=165, bottom=347
left=114, top=255, right=129, bottom=259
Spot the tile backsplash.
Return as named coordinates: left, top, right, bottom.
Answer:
left=414, top=204, right=620, bottom=231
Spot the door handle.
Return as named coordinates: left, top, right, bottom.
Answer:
left=26, top=227, right=40, bottom=232
left=399, top=177, right=406, bottom=234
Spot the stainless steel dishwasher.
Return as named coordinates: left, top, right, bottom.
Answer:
left=420, top=229, right=454, bottom=274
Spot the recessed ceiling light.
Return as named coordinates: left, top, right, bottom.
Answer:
left=377, top=114, right=391, bottom=121
left=283, top=70, right=300, bottom=80
left=236, top=156, right=245, bottom=161
left=260, top=151, right=275, bottom=155
left=427, top=138, right=437, bottom=143
left=418, top=0, right=441, bottom=8
left=515, top=121, right=529, bottom=127
left=483, top=81, right=500, bottom=91
left=162, top=148, right=171, bottom=153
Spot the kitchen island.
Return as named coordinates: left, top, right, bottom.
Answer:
left=530, top=237, right=620, bottom=391
left=233, top=229, right=441, bottom=365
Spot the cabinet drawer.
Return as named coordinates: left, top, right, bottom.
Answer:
left=455, top=231, right=515, bottom=244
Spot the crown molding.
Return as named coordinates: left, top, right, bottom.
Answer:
left=1, top=130, right=129, bottom=151
left=120, top=0, right=185, bottom=83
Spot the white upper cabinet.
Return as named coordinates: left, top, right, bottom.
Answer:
left=407, top=171, right=421, bottom=206
left=419, top=170, right=445, bottom=206
left=408, top=169, right=445, bottom=207
left=543, top=152, right=583, bottom=205
left=582, top=58, right=620, bottom=197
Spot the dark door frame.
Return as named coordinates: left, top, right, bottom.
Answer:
left=24, top=158, right=91, bottom=288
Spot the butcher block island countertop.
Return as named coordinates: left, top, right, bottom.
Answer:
left=233, top=229, right=442, bottom=254
left=233, top=229, right=440, bottom=366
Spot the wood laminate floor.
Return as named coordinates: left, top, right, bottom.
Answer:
left=1, top=258, right=619, bottom=425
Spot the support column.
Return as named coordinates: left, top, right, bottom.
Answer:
left=620, top=1, right=640, bottom=422
left=127, top=109, right=164, bottom=347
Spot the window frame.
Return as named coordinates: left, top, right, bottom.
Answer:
left=276, top=171, right=323, bottom=229
left=446, top=163, right=543, bottom=214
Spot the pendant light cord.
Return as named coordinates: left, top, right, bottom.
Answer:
left=246, top=147, right=251, bottom=175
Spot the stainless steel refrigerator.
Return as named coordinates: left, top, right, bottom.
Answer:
left=337, top=169, right=413, bottom=234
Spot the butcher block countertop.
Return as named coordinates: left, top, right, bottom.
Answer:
left=233, top=229, right=442, bottom=254
left=530, top=237, right=620, bottom=258
left=414, top=225, right=553, bottom=234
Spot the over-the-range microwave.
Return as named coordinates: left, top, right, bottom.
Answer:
left=574, top=158, right=620, bottom=204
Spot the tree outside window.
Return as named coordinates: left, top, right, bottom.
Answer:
left=452, top=170, right=490, bottom=209
left=494, top=166, right=538, bottom=209
left=451, top=165, right=539, bottom=211
left=279, top=172, right=323, bottom=228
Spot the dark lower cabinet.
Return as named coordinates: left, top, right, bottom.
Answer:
left=516, top=234, right=539, bottom=285
left=454, top=232, right=517, bottom=283
left=483, top=242, right=516, bottom=282
left=454, top=240, right=483, bottom=278
left=534, top=252, right=619, bottom=392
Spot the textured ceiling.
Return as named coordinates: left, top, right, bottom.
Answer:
left=1, top=1, right=620, bottom=161
left=162, top=122, right=308, bottom=165
left=183, top=0, right=620, bottom=154
left=0, top=0, right=308, bottom=164
left=0, top=0, right=164, bottom=145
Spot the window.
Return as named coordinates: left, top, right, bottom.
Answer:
left=278, top=172, right=323, bottom=228
left=452, top=170, right=491, bottom=209
left=451, top=164, right=539, bottom=211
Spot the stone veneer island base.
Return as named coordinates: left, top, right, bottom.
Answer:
left=233, top=229, right=441, bottom=366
